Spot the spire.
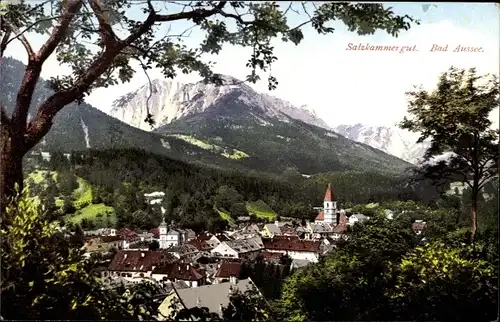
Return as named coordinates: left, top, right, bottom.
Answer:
left=324, top=183, right=334, bottom=201
left=159, top=218, right=167, bottom=228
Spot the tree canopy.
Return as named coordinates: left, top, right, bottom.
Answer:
left=400, top=67, right=499, bottom=242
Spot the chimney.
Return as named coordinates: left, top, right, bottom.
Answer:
left=230, top=275, right=237, bottom=285
left=219, top=304, right=223, bottom=313
left=274, top=220, right=279, bottom=226
left=124, top=254, right=128, bottom=259
left=187, top=264, right=190, bottom=270
left=197, top=297, right=201, bottom=307
left=141, top=252, right=145, bottom=258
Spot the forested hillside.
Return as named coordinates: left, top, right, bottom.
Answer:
left=24, top=148, right=439, bottom=232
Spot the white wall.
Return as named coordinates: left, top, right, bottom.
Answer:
left=266, top=249, right=319, bottom=262
left=211, top=243, right=239, bottom=258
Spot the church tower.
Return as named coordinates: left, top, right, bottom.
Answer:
left=158, top=218, right=168, bottom=249
left=323, top=183, right=337, bottom=223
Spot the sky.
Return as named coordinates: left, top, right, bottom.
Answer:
left=4, top=2, right=500, bottom=128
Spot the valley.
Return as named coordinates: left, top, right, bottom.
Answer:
left=2, top=2, right=498, bottom=321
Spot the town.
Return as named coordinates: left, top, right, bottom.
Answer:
left=1, top=1, right=497, bottom=321
left=79, top=184, right=426, bottom=319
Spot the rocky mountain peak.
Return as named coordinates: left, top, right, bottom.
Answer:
left=109, top=75, right=329, bottom=131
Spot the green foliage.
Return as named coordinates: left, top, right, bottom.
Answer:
left=390, top=241, right=498, bottom=321
left=240, top=256, right=292, bottom=300
left=400, top=67, right=499, bottom=240
left=279, top=214, right=418, bottom=321
left=214, top=185, right=244, bottom=211
left=278, top=202, right=498, bottom=321
left=0, top=190, right=153, bottom=320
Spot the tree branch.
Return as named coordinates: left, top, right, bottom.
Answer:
left=0, top=30, right=11, bottom=58
left=0, top=18, right=35, bottom=59
left=24, top=47, right=121, bottom=152
left=11, top=0, right=83, bottom=142
left=24, top=1, right=241, bottom=152
left=88, top=0, right=120, bottom=47
left=37, top=0, right=84, bottom=62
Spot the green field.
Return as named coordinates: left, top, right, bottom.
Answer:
left=66, top=203, right=116, bottom=227
left=170, top=134, right=249, bottom=160
left=215, top=207, right=236, bottom=226
left=27, top=170, right=115, bottom=228
left=246, top=200, right=277, bottom=220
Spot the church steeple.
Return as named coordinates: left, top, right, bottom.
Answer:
left=158, top=218, right=168, bottom=249
left=324, top=183, right=334, bottom=201
left=323, top=183, right=337, bottom=223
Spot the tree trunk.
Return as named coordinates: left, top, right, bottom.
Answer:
left=0, top=124, right=25, bottom=213
left=470, top=189, right=478, bottom=244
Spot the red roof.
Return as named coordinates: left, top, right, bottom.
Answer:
left=117, top=228, right=138, bottom=239
left=324, top=183, right=334, bottom=201
left=315, top=211, right=325, bottom=221
left=152, top=261, right=205, bottom=281
left=197, top=232, right=213, bottom=241
left=188, top=238, right=213, bottom=251
left=260, top=251, right=284, bottom=261
left=108, top=250, right=176, bottom=272
left=263, top=237, right=321, bottom=253
left=150, top=228, right=159, bottom=238
left=214, top=262, right=242, bottom=278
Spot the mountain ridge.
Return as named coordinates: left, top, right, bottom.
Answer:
left=3, top=57, right=412, bottom=176
left=109, top=75, right=331, bottom=131
left=333, top=123, right=429, bottom=164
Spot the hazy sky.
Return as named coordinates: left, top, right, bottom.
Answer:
left=4, top=2, right=500, bottom=127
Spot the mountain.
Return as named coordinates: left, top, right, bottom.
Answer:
left=109, top=76, right=331, bottom=131
left=117, top=77, right=414, bottom=175
left=1, top=58, right=252, bottom=171
left=333, top=124, right=430, bottom=164
left=4, top=57, right=412, bottom=175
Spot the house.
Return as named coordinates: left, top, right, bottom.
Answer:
left=164, top=229, right=183, bottom=248
left=151, top=261, right=206, bottom=288
left=348, top=213, right=369, bottom=226
left=210, top=233, right=231, bottom=244
left=165, top=244, right=200, bottom=259
left=241, top=223, right=262, bottom=235
left=107, top=250, right=176, bottom=281
left=117, top=228, right=140, bottom=249
left=280, top=226, right=298, bottom=237
left=211, top=236, right=263, bottom=259
left=188, top=238, right=214, bottom=252
left=260, top=251, right=285, bottom=263
left=305, top=222, right=335, bottom=240
left=138, top=232, right=154, bottom=242
left=261, top=221, right=281, bottom=238
left=184, top=229, right=197, bottom=242
left=263, top=236, right=321, bottom=262
left=144, top=191, right=165, bottom=206
left=385, top=209, right=394, bottom=220
left=213, top=261, right=242, bottom=284
left=158, top=219, right=190, bottom=248
left=412, top=220, right=427, bottom=235
left=84, top=235, right=124, bottom=252
left=157, top=278, right=261, bottom=320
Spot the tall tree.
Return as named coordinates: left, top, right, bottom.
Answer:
left=400, top=67, right=499, bottom=242
left=0, top=1, right=417, bottom=210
